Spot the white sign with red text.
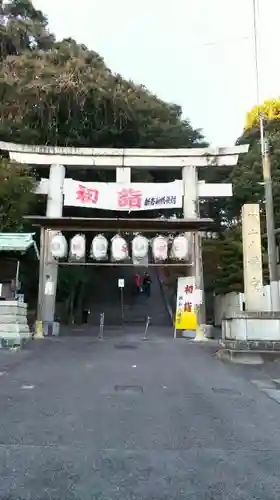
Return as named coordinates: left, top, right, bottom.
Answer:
left=63, top=179, right=182, bottom=211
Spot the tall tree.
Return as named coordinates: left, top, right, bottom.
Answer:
left=0, top=30, right=204, bottom=148
left=245, top=99, right=280, bottom=130
left=228, top=114, right=280, bottom=230
left=0, top=0, right=208, bottom=312
left=0, top=0, right=54, bottom=59
left=202, top=100, right=280, bottom=296
left=0, top=157, right=36, bottom=231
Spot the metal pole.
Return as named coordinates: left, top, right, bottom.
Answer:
left=99, top=312, right=104, bottom=339
left=143, top=316, right=150, bottom=340
left=252, top=0, right=280, bottom=309
left=120, top=288, right=124, bottom=322
left=37, top=227, right=45, bottom=321
left=263, top=140, right=278, bottom=277
left=195, top=195, right=206, bottom=324
left=15, top=260, right=20, bottom=291
left=194, top=232, right=203, bottom=323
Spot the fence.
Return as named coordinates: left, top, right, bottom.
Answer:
left=214, top=282, right=280, bottom=326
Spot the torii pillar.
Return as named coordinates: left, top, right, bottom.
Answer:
left=41, top=164, right=65, bottom=326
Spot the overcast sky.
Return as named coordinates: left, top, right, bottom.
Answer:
left=33, top=0, right=280, bottom=146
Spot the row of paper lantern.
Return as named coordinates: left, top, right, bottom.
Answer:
left=49, top=233, right=190, bottom=262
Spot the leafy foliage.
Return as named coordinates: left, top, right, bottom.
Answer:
left=0, top=2, right=204, bottom=213
left=0, top=0, right=54, bottom=59
left=0, top=1, right=204, bottom=149
left=5, top=0, right=274, bottom=302
left=203, top=230, right=243, bottom=295
left=0, top=158, right=36, bottom=231
left=245, top=99, right=280, bottom=130
left=201, top=105, right=280, bottom=296
left=56, top=266, right=90, bottom=323
left=0, top=0, right=209, bottom=311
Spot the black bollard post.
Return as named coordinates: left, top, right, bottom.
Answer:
left=99, top=312, right=104, bottom=340
left=143, top=316, right=151, bottom=340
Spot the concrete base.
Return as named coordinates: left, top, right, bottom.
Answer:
left=219, top=312, right=280, bottom=364
left=216, top=347, right=264, bottom=365
left=221, top=339, right=280, bottom=351
left=182, top=324, right=213, bottom=340
left=43, top=321, right=60, bottom=337
left=0, top=301, right=32, bottom=347
left=34, top=321, right=60, bottom=339
left=193, top=324, right=208, bottom=342
left=217, top=339, right=280, bottom=364
left=182, top=330, right=196, bottom=339
left=222, top=312, right=280, bottom=342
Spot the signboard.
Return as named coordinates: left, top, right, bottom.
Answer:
left=118, top=279, right=125, bottom=288
left=174, top=277, right=202, bottom=331
left=44, top=279, right=54, bottom=296
left=64, top=180, right=183, bottom=211
left=198, top=182, right=232, bottom=198
left=15, top=293, right=24, bottom=303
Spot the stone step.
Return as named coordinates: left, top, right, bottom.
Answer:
left=83, top=265, right=171, bottom=329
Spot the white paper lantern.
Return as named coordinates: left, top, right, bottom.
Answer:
left=111, top=235, right=128, bottom=261
left=132, top=235, right=149, bottom=260
left=152, top=236, right=168, bottom=261
left=171, top=234, right=189, bottom=260
left=91, top=234, right=108, bottom=260
left=70, top=234, right=86, bottom=260
left=50, top=232, right=67, bottom=259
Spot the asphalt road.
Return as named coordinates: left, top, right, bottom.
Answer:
left=1, top=330, right=280, bottom=499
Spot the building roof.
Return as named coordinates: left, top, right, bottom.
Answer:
left=0, top=233, right=39, bottom=258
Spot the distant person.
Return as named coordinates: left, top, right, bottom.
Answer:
left=134, top=274, right=143, bottom=294
left=82, top=308, right=90, bottom=324
left=143, top=272, right=152, bottom=297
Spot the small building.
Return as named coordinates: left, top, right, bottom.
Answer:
left=0, top=233, right=39, bottom=300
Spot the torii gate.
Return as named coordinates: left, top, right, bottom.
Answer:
left=0, top=141, right=249, bottom=330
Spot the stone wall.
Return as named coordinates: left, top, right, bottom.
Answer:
left=0, top=301, right=31, bottom=347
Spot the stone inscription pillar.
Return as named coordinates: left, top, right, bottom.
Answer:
left=242, top=203, right=264, bottom=311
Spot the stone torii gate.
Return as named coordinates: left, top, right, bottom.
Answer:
left=0, top=141, right=249, bottom=329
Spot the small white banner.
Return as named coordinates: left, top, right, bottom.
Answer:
left=198, top=182, right=232, bottom=198
left=64, top=180, right=183, bottom=211
left=44, top=280, right=54, bottom=296
left=118, top=279, right=125, bottom=288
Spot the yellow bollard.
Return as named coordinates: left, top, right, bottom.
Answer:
left=194, top=324, right=208, bottom=342
left=193, top=306, right=208, bottom=342
left=34, top=320, right=44, bottom=339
